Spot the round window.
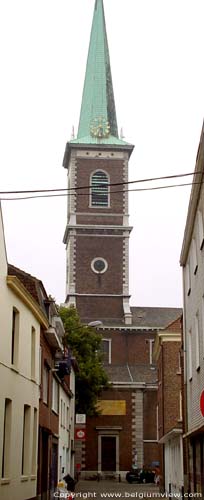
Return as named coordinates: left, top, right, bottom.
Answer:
left=91, top=257, right=108, bottom=274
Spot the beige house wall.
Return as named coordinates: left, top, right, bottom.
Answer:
left=0, top=206, right=40, bottom=500
left=182, top=179, right=204, bottom=432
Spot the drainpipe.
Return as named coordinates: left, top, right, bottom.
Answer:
left=161, top=343, right=166, bottom=493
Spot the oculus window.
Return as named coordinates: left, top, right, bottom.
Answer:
left=91, top=257, right=108, bottom=274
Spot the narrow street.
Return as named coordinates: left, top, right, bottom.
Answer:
left=75, top=480, right=160, bottom=499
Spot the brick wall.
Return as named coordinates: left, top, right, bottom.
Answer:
left=163, top=342, right=182, bottom=435
left=75, top=158, right=124, bottom=214
left=86, top=389, right=133, bottom=471
left=75, top=236, right=124, bottom=295
left=39, top=331, right=59, bottom=434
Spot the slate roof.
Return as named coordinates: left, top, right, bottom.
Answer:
left=8, top=264, right=49, bottom=318
left=105, top=364, right=158, bottom=385
left=100, top=307, right=182, bottom=330
left=130, top=307, right=182, bottom=329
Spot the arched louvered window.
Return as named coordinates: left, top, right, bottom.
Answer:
left=91, top=170, right=109, bottom=207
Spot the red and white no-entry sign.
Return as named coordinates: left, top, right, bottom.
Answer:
left=200, top=391, right=204, bottom=417
left=75, top=429, right=86, bottom=440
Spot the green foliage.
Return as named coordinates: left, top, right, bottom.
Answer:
left=59, top=306, right=109, bottom=416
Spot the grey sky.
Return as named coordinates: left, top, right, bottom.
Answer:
left=1, top=0, right=204, bottom=307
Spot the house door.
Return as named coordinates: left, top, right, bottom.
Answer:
left=101, top=436, right=116, bottom=471
left=50, top=442, right=58, bottom=495
left=41, top=430, right=49, bottom=499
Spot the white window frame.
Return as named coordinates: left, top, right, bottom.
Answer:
left=188, top=330, right=192, bottom=380
left=89, top=169, right=110, bottom=209
left=179, top=391, right=183, bottom=422
left=43, top=365, right=49, bottom=404
left=102, top=338, right=112, bottom=364
left=185, top=263, right=191, bottom=296
left=146, top=339, right=155, bottom=365
left=11, top=307, right=19, bottom=367
left=192, top=239, right=198, bottom=275
left=195, top=313, right=200, bottom=370
left=31, top=327, right=36, bottom=380
left=52, top=377, right=59, bottom=414
left=198, top=210, right=204, bottom=249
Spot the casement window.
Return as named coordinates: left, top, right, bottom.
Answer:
left=43, top=364, right=49, bottom=404
left=195, top=313, right=200, bottom=370
left=198, top=210, right=204, bottom=249
left=90, top=170, right=109, bottom=207
left=52, top=377, right=59, bottom=414
left=146, top=338, right=155, bottom=364
left=66, top=405, right=70, bottom=430
left=188, top=330, right=192, bottom=380
left=22, top=405, right=31, bottom=476
left=185, top=264, right=191, bottom=296
left=178, top=351, right=182, bottom=374
left=11, top=307, right=19, bottom=366
left=192, top=239, right=198, bottom=275
left=39, top=346, right=42, bottom=385
left=102, top=338, right=111, bottom=364
left=32, top=408, right=38, bottom=475
left=1, top=399, right=12, bottom=479
left=60, top=399, right=63, bottom=426
left=31, top=327, right=36, bottom=380
left=179, top=391, right=183, bottom=421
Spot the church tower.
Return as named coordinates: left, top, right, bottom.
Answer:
left=63, top=0, right=134, bottom=325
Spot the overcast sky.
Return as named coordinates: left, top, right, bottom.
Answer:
left=1, top=0, right=204, bottom=308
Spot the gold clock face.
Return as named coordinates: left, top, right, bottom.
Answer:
left=90, top=116, right=110, bottom=138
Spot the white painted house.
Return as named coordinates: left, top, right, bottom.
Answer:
left=180, top=121, right=204, bottom=496
left=58, top=366, right=75, bottom=482
left=0, top=204, right=49, bottom=500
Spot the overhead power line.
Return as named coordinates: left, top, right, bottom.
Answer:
left=0, top=170, right=203, bottom=197
left=0, top=178, right=202, bottom=202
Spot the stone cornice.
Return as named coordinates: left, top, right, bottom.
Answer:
left=63, top=224, right=132, bottom=243
left=7, top=275, right=49, bottom=328
left=153, top=331, right=181, bottom=362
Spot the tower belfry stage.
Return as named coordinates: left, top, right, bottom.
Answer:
left=63, top=0, right=181, bottom=477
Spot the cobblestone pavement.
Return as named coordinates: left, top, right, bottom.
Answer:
left=75, top=480, right=160, bottom=499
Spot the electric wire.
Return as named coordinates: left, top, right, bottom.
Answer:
left=0, top=170, right=203, bottom=196
left=0, top=178, right=202, bottom=201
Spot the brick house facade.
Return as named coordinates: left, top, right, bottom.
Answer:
left=153, top=317, right=183, bottom=494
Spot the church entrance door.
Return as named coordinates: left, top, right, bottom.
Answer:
left=101, top=436, right=116, bottom=471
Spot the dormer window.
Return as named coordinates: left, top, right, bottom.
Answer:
left=90, top=170, right=109, bottom=207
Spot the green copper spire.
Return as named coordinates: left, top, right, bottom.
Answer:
left=71, top=0, right=128, bottom=146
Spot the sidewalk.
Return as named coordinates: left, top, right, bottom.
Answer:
left=75, top=479, right=160, bottom=498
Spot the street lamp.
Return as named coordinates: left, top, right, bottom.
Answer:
left=87, top=321, right=103, bottom=328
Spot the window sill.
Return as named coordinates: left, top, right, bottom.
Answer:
left=21, top=476, right=29, bottom=482
left=11, top=365, right=19, bottom=373
left=196, top=366, right=200, bottom=372
left=31, top=475, right=37, bottom=480
left=1, top=478, right=10, bottom=485
left=52, top=409, right=59, bottom=416
left=176, top=371, right=182, bottom=375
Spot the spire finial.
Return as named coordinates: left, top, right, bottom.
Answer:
left=77, top=0, right=118, bottom=142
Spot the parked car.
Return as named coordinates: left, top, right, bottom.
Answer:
left=126, top=465, right=156, bottom=484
